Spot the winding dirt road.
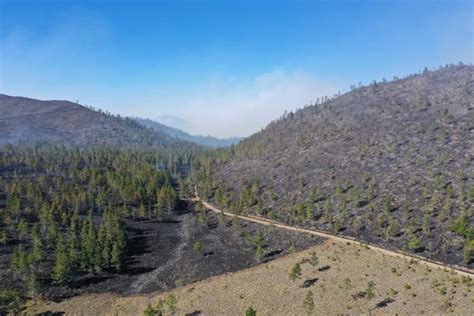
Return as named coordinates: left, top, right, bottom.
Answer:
left=190, top=197, right=474, bottom=278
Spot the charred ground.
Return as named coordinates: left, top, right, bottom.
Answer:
left=192, top=64, right=474, bottom=268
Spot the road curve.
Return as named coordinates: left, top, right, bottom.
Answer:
left=189, top=197, right=474, bottom=278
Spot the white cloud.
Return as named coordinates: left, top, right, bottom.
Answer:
left=153, top=70, right=340, bottom=138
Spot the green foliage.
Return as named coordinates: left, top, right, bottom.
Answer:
left=245, top=306, right=257, bottom=316
left=254, top=231, right=265, bottom=261
left=52, top=235, right=72, bottom=284
left=365, top=281, right=376, bottom=299
left=165, top=294, right=178, bottom=314
left=289, top=262, right=302, bottom=281
left=303, top=290, right=315, bottom=315
left=110, top=219, right=127, bottom=272
left=11, top=245, right=28, bottom=275
left=144, top=299, right=165, bottom=316
left=407, top=236, right=422, bottom=251
left=451, top=213, right=473, bottom=240
left=6, top=192, right=20, bottom=214
left=0, top=230, right=9, bottom=248
left=144, top=304, right=160, bottom=316
left=464, top=240, right=474, bottom=264
left=289, top=242, right=296, bottom=255
left=198, top=201, right=206, bottom=225
left=0, top=290, right=25, bottom=315
left=193, top=241, right=203, bottom=252
left=26, top=269, right=39, bottom=296
left=17, top=219, right=28, bottom=241
left=30, top=224, right=43, bottom=263
left=308, top=252, right=319, bottom=268
left=0, top=144, right=185, bottom=295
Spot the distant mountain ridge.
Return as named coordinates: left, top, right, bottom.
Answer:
left=133, top=117, right=241, bottom=148
left=0, top=94, right=197, bottom=150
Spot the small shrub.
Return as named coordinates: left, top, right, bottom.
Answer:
left=166, top=294, right=177, bottom=314
left=245, top=306, right=257, bottom=316
left=289, top=243, right=296, bottom=255
left=365, top=281, right=376, bottom=299
left=408, top=236, right=422, bottom=251
left=341, top=277, right=352, bottom=290
left=193, top=241, right=203, bottom=252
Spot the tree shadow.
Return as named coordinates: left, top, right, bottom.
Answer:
left=318, top=265, right=331, bottom=272
left=301, top=278, right=318, bottom=288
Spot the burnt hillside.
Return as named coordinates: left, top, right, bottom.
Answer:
left=0, top=94, right=196, bottom=150
left=194, top=64, right=474, bottom=267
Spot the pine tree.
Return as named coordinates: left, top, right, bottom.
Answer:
left=11, top=244, right=28, bottom=274
left=464, top=240, right=474, bottom=264
left=46, top=221, right=59, bottom=249
left=95, top=222, right=106, bottom=268
left=7, top=192, right=20, bottom=214
left=81, top=213, right=96, bottom=271
left=387, top=219, right=398, bottom=237
left=289, top=262, right=302, bottom=281
left=17, top=219, right=28, bottom=241
left=67, top=215, right=80, bottom=269
left=254, top=232, right=265, bottom=261
left=52, top=235, right=71, bottom=284
left=30, top=224, right=43, bottom=263
left=309, top=252, right=319, bottom=268
left=0, top=229, right=9, bottom=249
left=27, top=269, right=39, bottom=296
left=408, top=236, right=422, bottom=251
left=110, top=221, right=127, bottom=272
left=305, top=201, right=314, bottom=221
left=303, top=290, right=315, bottom=315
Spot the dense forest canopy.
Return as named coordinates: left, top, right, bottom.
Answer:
left=0, top=143, right=190, bottom=299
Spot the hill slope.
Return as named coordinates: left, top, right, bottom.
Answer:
left=133, top=117, right=241, bottom=148
left=193, top=64, right=474, bottom=267
left=27, top=240, right=474, bottom=315
left=0, top=94, right=192, bottom=149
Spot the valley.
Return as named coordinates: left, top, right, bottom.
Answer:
left=0, top=65, right=472, bottom=315
left=2, top=1, right=473, bottom=314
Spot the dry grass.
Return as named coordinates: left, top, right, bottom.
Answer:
left=28, top=239, right=474, bottom=315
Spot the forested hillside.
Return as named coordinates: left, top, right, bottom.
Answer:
left=0, top=95, right=199, bottom=150
left=0, top=144, right=184, bottom=300
left=191, top=64, right=474, bottom=268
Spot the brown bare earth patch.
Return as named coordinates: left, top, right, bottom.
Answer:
left=27, top=240, right=474, bottom=315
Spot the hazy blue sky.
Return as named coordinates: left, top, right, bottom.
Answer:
left=1, top=0, right=472, bottom=137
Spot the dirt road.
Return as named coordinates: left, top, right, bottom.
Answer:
left=191, top=197, right=474, bottom=278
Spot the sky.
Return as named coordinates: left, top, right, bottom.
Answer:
left=0, top=0, right=472, bottom=137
